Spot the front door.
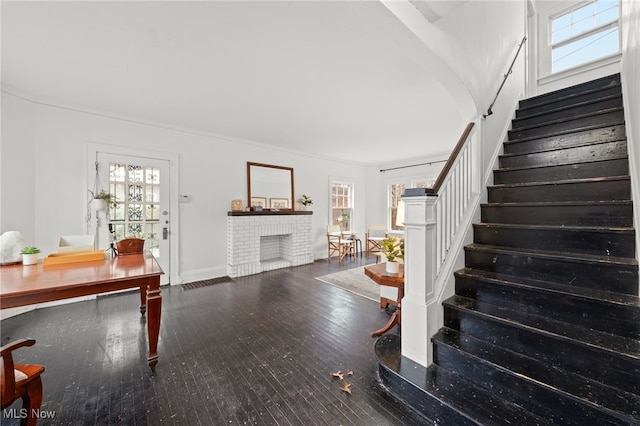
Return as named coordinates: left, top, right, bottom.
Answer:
left=96, top=153, right=171, bottom=285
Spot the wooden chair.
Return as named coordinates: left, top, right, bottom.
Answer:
left=1, top=338, right=45, bottom=426
left=365, top=224, right=387, bottom=255
left=116, top=238, right=145, bottom=255
left=327, top=225, right=356, bottom=262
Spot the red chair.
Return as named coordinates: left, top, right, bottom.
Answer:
left=1, top=338, right=45, bottom=426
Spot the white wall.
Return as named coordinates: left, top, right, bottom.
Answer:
left=0, top=93, right=369, bottom=285
left=430, top=0, right=527, bottom=179
left=1, top=95, right=36, bottom=243
left=432, top=0, right=527, bottom=115
left=620, top=0, right=640, bottom=265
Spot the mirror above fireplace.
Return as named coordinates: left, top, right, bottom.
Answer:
left=247, top=162, right=294, bottom=210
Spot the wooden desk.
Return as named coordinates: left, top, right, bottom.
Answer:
left=364, top=263, right=404, bottom=337
left=1, top=252, right=164, bottom=370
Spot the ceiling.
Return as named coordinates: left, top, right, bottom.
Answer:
left=1, top=1, right=468, bottom=165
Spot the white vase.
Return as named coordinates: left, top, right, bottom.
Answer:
left=22, top=253, right=39, bottom=266
left=386, top=260, right=399, bottom=274
left=91, top=199, right=108, bottom=211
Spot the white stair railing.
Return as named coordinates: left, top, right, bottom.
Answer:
left=402, top=121, right=482, bottom=367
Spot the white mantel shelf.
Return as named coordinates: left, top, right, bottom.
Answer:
left=226, top=213, right=314, bottom=278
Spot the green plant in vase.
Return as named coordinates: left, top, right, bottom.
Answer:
left=380, top=237, right=404, bottom=273
left=20, top=245, right=40, bottom=266
left=89, top=190, right=118, bottom=210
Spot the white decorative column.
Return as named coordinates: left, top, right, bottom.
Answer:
left=401, top=195, right=438, bottom=367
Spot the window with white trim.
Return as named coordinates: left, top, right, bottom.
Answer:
left=550, top=0, right=619, bottom=74
left=331, top=182, right=353, bottom=232
left=387, top=179, right=435, bottom=232
left=389, top=183, right=406, bottom=232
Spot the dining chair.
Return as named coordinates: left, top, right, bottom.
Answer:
left=365, top=224, right=387, bottom=255
left=1, top=338, right=45, bottom=426
left=326, top=225, right=356, bottom=262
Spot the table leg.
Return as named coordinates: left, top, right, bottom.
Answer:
left=139, top=286, right=147, bottom=316
left=146, top=276, right=162, bottom=370
left=371, top=311, right=400, bottom=337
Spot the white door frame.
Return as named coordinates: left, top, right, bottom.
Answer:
left=86, top=142, right=179, bottom=285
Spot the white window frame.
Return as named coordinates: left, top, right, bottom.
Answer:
left=329, top=179, right=354, bottom=233
left=539, top=0, right=621, bottom=82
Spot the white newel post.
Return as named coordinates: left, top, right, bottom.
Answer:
left=402, top=195, right=438, bottom=367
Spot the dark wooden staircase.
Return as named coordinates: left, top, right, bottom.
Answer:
left=376, top=73, right=640, bottom=425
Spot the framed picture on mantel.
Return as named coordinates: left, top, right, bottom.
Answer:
left=251, top=197, right=267, bottom=208
left=270, top=198, right=288, bottom=209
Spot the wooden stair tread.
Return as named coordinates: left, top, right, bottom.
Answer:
left=500, top=137, right=627, bottom=159
left=517, top=88, right=622, bottom=116
left=513, top=93, right=622, bottom=123
left=488, top=175, right=630, bottom=189
left=465, top=243, right=638, bottom=267
left=482, top=199, right=632, bottom=206
left=375, top=335, right=549, bottom=425
left=506, top=119, right=625, bottom=145
left=433, top=327, right=640, bottom=420
left=510, top=106, right=623, bottom=132
left=518, top=75, right=620, bottom=110
left=455, top=267, right=640, bottom=307
left=444, top=295, right=640, bottom=359
left=473, top=222, right=634, bottom=234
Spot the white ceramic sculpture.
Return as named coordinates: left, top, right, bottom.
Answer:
left=0, top=231, right=27, bottom=265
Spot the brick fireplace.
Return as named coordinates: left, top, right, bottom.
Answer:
left=226, top=211, right=314, bottom=278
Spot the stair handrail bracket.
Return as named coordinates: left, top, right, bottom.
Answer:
left=401, top=122, right=481, bottom=367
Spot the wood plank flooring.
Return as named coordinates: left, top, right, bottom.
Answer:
left=1, top=256, right=426, bottom=425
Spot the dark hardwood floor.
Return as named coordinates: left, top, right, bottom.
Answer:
left=1, top=255, right=427, bottom=425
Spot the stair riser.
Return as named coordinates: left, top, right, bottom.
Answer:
left=443, top=304, right=640, bottom=395
left=472, top=225, right=635, bottom=258
left=433, top=342, right=624, bottom=424
left=519, top=75, right=620, bottom=110
left=517, top=85, right=622, bottom=118
left=434, top=328, right=640, bottom=421
left=503, top=125, right=626, bottom=155
left=513, top=96, right=622, bottom=129
left=481, top=204, right=633, bottom=227
left=455, top=273, right=640, bottom=339
left=488, top=179, right=630, bottom=203
left=508, top=110, right=624, bottom=141
left=377, top=364, right=480, bottom=425
left=493, top=159, right=629, bottom=185
left=464, top=247, right=639, bottom=295
left=500, top=140, right=628, bottom=169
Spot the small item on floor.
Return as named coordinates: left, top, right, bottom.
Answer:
left=347, top=370, right=354, bottom=376
left=341, top=381, right=352, bottom=394
left=331, top=371, right=344, bottom=380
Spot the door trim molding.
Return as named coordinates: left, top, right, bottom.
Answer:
left=86, top=143, right=180, bottom=285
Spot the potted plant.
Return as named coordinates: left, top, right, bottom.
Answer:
left=380, top=237, right=404, bottom=273
left=299, top=195, right=313, bottom=210
left=20, top=246, right=40, bottom=266
left=89, top=190, right=117, bottom=211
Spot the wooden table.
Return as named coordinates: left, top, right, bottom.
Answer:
left=364, top=263, right=404, bottom=337
left=1, top=252, right=164, bottom=370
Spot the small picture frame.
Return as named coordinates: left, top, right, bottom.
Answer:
left=251, top=197, right=267, bottom=208
left=269, top=198, right=289, bottom=209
